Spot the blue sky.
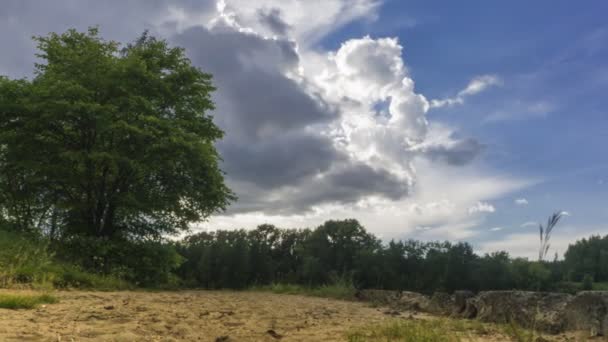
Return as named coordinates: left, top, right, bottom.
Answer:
left=1, top=0, right=606, bottom=258
left=319, top=0, right=608, bottom=252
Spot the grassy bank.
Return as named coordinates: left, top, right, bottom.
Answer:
left=0, top=293, right=58, bottom=309
left=347, top=317, right=544, bottom=342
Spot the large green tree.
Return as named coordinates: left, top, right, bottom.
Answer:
left=0, top=28, right=234, bottom=240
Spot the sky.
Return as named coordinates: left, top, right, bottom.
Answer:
left=1, top=0, right=607, bottom=259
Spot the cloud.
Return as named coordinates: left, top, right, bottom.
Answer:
left=514, top=198, right=529, bottom=205
left=0, top=0, right=536, bottom=245
left=521, top=221, right=538, bottom=228
left=430, top=75, right=502, bottom=108
left=171, top=11, right=441, bottom=214
left=479, top=225, right=607, bottom=259
left=256, top=8, right=290, bottom=36
left=407, top=124, right=484, bottom=166
left=489, top=227, right=503, bottom=231
left=468, top=202, right=496, bottom=215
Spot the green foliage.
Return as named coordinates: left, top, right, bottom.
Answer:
left=347, top=319, right=457, bottom=342
left=176, top=219, right=584, bottom=293
left=0, top=28, right=233, bottom=240
left=0, top=229, right=55, bottom=287
left=563, top=234, right=608, bottom=282
left=581, top=274, right=593, bottom=291
left=56, top=236, right=183, bottom=287
left=0, top=293, right=58, bottom=309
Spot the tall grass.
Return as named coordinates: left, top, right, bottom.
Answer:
left=347, top=319, right=461, bottom=342
left=0, top=293, right=58, bottom=309
left=0, top=229, right=55, bottom=287
left=347, top=318, right=541, bottom=342
left=0, top=229, right=131, bottom=290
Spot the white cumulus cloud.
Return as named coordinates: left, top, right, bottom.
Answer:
left=515, top=198, right=529, bottom=205
left=468, top=201, right=496, bottom=215
left=430, top=74, right=502, bottom=108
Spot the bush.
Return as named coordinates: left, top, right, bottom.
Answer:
left=0, top=229, right=55, bottom=287
left=582, top=274, right=594, bottom=291
left=56, top=236, right=183, bottom=287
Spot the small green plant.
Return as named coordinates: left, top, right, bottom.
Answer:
left=0, top=293, right=58, bottom=309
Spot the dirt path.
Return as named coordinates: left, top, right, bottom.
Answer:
left=0, top=290, right=401, bottom=341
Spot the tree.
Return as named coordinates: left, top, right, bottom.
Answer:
left=0, top=28, right=234, bottom=240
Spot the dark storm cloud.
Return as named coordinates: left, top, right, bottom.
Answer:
left=172, top=26, right=333, bottom=142
left=0, top=0, right=215, bottom=78
left=226, top=162, right=410, bottom=214
left=424, top=138, right=485, bottom=166
left=219, top=132, right=338, bottom=189
left=0, top=1, right=456, bottom=215
left=257, top=8, right=291, bottom=36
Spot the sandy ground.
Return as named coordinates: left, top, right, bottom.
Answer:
left=0, top=290, right=591, bottom=341
left=0, top=290, right=399, bottom=341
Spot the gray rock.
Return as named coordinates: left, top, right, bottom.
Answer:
left=355, top=289, right=430, bottom=311
left=452, top=290, right=475, bottom=316
left=564, top=291, right=608, bottom=337
left=468, top=291, right=572, bottom=334
left=427, top=292, right=454, bottom=315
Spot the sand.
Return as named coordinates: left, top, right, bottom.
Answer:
left=0, top=289, right=398, bottom=341
left=0, top=290, right=586, bottom=341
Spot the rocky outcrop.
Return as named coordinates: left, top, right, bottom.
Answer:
left=355, top=289, right=430, bottom=311
left=564, top=291, right=608, bottom=337
left=467, top=291, right=572, bottom=334
left=356, top=289, right=608, bottom=336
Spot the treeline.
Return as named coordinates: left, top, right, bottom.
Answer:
left=1, top=215, right=607, bottom=292
left=174, top=219, right=606, bottom=293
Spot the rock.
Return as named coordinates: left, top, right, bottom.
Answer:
left=427, top=292, right=454, bottom=315
left=383, top=310, right=400, bottom=316
left=355, top=289, right=401, bottom=305
left=395, top=291, right=431, bottom=312
left=266, top=329, right=283, bottom=339
left=468, top=291, right=572, bottom=334
left=564, top=291, right=608, bottom=337
left=355, top=289, right=431, bottom=312
left=451, top=291, right=475, bottom=316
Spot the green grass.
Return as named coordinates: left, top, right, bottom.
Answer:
left=348, top=319, right=460, bottom=342
left=253, top=279, right=357, bottom=301
left=592, top=282, right=608, bottom=291
left=556, top=281, right=608, bottom=293
left=0, top=228, right=133, bottom=291
left=0, top=293, right=58, bottom=309
left=347, top=317, right=542, bottom=342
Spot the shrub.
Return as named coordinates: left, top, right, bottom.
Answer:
left=582, top=274, right=594, bottom=291
left=0, top=229, right=55, bottom=287
left=55, top=236, right=183, bottom=287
